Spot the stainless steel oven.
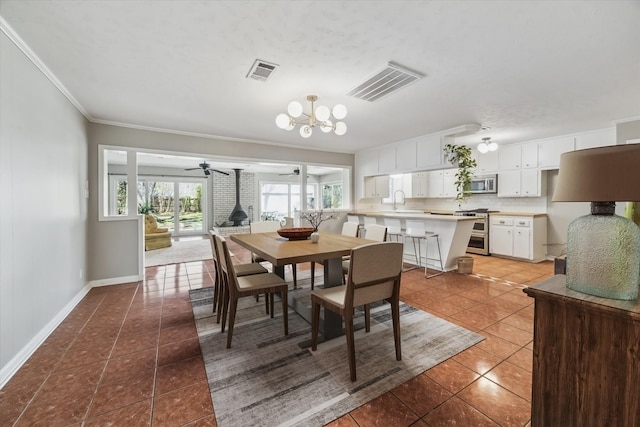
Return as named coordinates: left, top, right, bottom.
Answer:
left=454, top=210, right=493, bottom=255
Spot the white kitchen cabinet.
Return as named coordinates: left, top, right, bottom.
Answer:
left=499, top=142, right=538, bottom=170
left=395, top=140, right=417, bottom=171
left=498, top=168, right=543, bottom=197
left=475, top=150, right=499, bottom=174
left=410, top=172, right=429, bottom=197
left=538, top=136, right=575, bottom=169
left=427, top=169, right=456, bottom=198
left=378, top=146, right=396, bottom=174
left=489, top=215, right=547, bottom=262
left=416, top=134, right=444, bottom=169
left=575, top=128, right=616, bottom=150
left=364, top=175, right=390, bottom=198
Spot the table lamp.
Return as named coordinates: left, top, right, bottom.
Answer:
left=553, top=145, right=640, bottom=300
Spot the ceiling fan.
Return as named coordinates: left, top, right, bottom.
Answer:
left=279, top=168, right=309, bottom=177
left=184, top=161, right=229, bottom=176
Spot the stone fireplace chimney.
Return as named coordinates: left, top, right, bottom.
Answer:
left=228, top=169, right=248, bottom=226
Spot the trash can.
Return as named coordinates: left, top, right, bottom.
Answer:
left=457, top=256, right=474, bottom=274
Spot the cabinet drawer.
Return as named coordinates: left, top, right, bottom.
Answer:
left=515, top=219, right=531, bottom=228
left=492, top=217, right=513, bottom=226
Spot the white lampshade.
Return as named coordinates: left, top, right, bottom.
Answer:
left=334, top=121, right=347, bottom=136
left=332, top=104, right=347, bottom=120
left=275, top=113, right=291, bottom=130
left=488, top=142, right=498, bottom=151
left=300, top=125, right=312, bottom=138
left=320, top=120, right=333, bottom=133
left=477, top=143, right=489, bottom=154
left=315, top=105, right=330, bottom=121
left=288, top=101, right=303, bottom=118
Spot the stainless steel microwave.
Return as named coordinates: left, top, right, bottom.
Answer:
left=470, top=175, right=497, bottom=194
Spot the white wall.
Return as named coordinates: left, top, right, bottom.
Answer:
left=0, top=32, right=89, bottom=379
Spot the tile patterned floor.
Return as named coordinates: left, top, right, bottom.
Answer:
left=0, top=240, right=553, bottom=426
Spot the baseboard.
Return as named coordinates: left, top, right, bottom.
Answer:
left=89, top=274, right=142, bottom=287
left=0, top=282, right=92, bottom=389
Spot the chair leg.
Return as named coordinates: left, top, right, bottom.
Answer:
left=345, top=311, right=357, bottom=382
left=220, top=286, right=229, bottom=332
left=226, top=299, right=238, bottom=349
left=265, top=293, right=270, bottom=315
left=281, top=289, right=288, bottom=336
left=269, top=293, right=275, bottom=318
left=212, top=273, right=219, bottom=314
left=364, top=304, right=371, bottom=333
left=292, top=264, right=298, bottom=288
left=391, top=297, right=402, bottom=361
left=311, top=300, right=320, bottom=351
left=310, top=262, right=315, bottom=290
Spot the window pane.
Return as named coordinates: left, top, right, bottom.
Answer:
left=179, top=182, right=203, bottom=232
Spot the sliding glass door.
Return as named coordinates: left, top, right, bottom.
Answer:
left=138, top=177, right=206, bottom=236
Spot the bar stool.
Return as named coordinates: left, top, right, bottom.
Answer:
left=347, top=215, right=364, bottom=238
left=404, top=220, right=444, bottom=278
left=363, top=216, right=377, bottom=239
left=384, top=218, right=403, bottom=242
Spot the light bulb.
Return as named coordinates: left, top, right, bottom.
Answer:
left=488, top=142, right=498, bottom=151
left=275, top=113, right=291, bottom=130
left=332, top=104, right=347, bottom=120
left=334, top=121, right=347, bottom=136
left=287, top=101, right=303, bottom=118
left=320, top=120, right=333, bottom=133
left=315, top=105, right=330, bottom=121
left=477, top=143, right=489, bottom=154
left=300, top=125, right=312, bottom=138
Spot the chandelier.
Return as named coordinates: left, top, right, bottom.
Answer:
left=477, top=137, right=498, bottom=154
left=275, top=95, right=347, bottom=138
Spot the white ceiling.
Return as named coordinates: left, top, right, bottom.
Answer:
left=1, top=0, right=639, bottom=154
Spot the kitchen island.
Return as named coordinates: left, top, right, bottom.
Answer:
left=349, top=211, right=476, bottom=272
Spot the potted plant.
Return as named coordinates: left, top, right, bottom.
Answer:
left=443, top=144, right=477, bottom=203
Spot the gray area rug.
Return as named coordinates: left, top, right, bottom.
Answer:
left=190, top=271, right=484, bottom=427
left=145, top=239, right=213, bottom=266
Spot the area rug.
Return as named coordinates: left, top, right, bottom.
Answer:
left=190, top=272, right=484, bottom=427
left=145, top=239, right=213, bottom=267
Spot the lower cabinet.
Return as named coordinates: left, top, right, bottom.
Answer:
left=489, top=215, right=547, bottom=262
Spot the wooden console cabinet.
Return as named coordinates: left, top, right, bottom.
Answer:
left=524, top=276, right=640, bottom=427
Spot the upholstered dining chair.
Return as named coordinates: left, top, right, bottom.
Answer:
left=250, top=221, right=300, bottom=288
left=208, top=230, right=268, bottom=322
left=309, top=220, right=360, bottom=289
left=214, top=234, right=289, bottom=348
left=341, top=224, right=387, bottom=281
left=311, top=241, right=404, bottom=381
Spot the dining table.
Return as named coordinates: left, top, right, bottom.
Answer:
left=230, top=231, right=374, bottom=339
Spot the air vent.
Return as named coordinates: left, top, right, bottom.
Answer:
left=246, top=59, right=279, bottom=82
left=347, top=62, right=424, bottom=102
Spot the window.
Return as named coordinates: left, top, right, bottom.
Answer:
left=261, top=182, right=317, bottom=219
left=322, top=182, right=342, bottom=209
left=99, top=148, right=135, bottom=219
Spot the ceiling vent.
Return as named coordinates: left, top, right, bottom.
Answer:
left=246, top=59, right=278, bottom=82
left=347, top=62, right=424, bottom=102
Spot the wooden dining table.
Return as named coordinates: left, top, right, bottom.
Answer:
left=230, top=231, right=373, bottom=339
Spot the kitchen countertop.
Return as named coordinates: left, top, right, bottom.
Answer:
left=491, top=212, right=547, bottom=217
left=349, top=211, right=477, bottom=221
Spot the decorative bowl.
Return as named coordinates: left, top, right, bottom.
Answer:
left=277, top=227, right=314, bottom=240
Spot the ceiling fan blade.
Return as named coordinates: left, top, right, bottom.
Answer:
left=184, top=167, right=201, bottom=171
left=211, top=169, right=229, bottom=175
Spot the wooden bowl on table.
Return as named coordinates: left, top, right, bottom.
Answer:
left=276, top=227, right=314, bottom=240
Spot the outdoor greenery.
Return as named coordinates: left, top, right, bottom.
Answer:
left=443, top=143, right=477, bottom=203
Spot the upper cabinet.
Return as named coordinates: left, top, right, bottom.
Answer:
left=575, top=128, right=616, bottom=150
left=378, top=146, right=396, bottom=174
left=474, top=150, right=499, bottom=175
left=416, top=134, right=444, bottom=169
left=538, top=136, right=575, bottom=170
left=364, top=175, right=390, bottom=198
left=395, top=139, right=417, bottom=172
left=499, top=142, right=538, bottom=170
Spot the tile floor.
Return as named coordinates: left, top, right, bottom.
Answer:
left=0, top=240, right=554, bottom=426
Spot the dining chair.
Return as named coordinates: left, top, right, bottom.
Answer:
left=208, top=230, right=268, bottom=321
left=311, top=241, right=404, bottom=381
left=250, top=221, right=299, bottom=287
left=215, top=234, right=289, bottom=348
left=309, top=220, right=360, bottom=289
left=341, top=224, right=387, bottom=281
left=347, top=214, right=364, bottom=237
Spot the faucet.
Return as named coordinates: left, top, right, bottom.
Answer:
left=393, top=190, right=406, bottom=210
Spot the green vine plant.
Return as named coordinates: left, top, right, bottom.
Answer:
left=443, top=144, right=478, bottom=203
